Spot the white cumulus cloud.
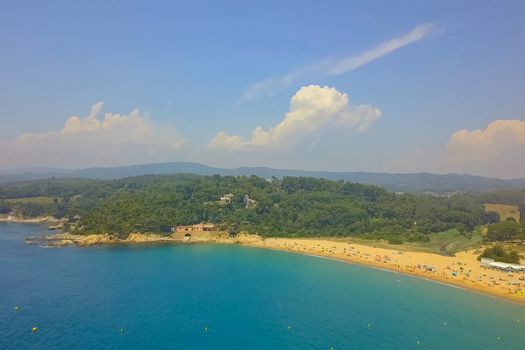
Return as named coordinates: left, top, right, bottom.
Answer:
left=0, top=102, right=184, bottom=169
left=444, top=119, right=525, bottom=177
left=209, top=85, right=381, bottom=150
left=448, top=119, right=525, bottom=151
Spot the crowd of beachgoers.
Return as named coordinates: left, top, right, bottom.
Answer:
left=20, top=228, right=525, bottom=305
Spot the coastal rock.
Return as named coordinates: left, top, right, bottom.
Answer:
left=25, top=231, right=264, bottom=247
left=124, top=233, right=172, bottom=243
left=0, top=215, right=65, bottom=224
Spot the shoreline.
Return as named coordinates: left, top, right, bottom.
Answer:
left=238, top=237, right=525, bottom=305
left=0, top=216, right=65, bottom=224
left=0, top=216, right=67, bottom=233
left=18, top=228, right=525, bottom=305
left=241, top=241, right=520, bottom=304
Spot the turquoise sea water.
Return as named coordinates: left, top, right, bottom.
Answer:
left=1, top=223, right=524, bottom=349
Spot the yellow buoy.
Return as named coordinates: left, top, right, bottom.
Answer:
left=32, top=327, right=38, bottom=333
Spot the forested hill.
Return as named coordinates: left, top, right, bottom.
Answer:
left=2, top=161, right=525, bottom=193
left=0, top=174, right=512, bottom=239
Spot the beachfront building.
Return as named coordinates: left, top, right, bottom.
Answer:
left=480, top=258, right=494, bottom=268
left=481, top=259, right=525, bottom=272
left=171, top=223, right=217, bottom=233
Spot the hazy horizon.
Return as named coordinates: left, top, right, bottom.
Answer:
left=1, top=1, right=524, bottom=178
left=2, top=3, right=525, bottom=346
left=3, top=160, right=525, bottom=182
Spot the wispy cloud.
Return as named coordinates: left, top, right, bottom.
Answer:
left=241, top=23, right=440, bottom=101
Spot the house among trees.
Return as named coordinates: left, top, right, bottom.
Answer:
left=171, top=223, right=217, bottom=233
left=243, top=194, right=257, bottom=208
left=220, top=193, right=234, bottom=204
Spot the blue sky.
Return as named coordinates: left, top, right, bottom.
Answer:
left=1, top=1, right=524, bottom=177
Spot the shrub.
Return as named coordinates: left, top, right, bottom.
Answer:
left=485, top=221, right=523, bottom=242
left=477, top=245, right=520, bottom=264
left=387, top=236, right=404, bottom=245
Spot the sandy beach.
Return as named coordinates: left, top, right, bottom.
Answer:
left=235, top=236, right=525, bottom=305
left=24, top=230, right=525, bottom=305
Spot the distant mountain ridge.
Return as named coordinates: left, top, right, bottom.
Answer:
left=1, top=162, right=525, bottom=193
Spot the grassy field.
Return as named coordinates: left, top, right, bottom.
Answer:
left=4, top=196, right=61, bottom=204
left=334, top=229, right=484, bottom=256
left=424, top=229, right=484, bottom=255
left=484, top=203, right=520, bottom=222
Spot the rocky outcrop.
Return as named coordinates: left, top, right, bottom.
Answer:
left=0, top=215, right=65, bottom=224
left=25, top=231, right=264, bottom=247
left=26, top=233, right=117, bottom=247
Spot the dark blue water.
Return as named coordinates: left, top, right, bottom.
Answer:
left=1, top=223, right=524, bottom=349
